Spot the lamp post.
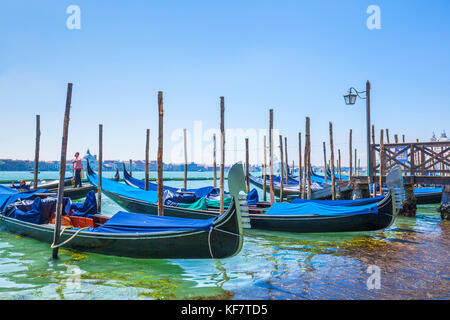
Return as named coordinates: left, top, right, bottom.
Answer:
left=343, top=80, right=372, bottom=178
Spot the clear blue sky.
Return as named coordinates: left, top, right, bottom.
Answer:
left=1, top=0, right=449, bottom=166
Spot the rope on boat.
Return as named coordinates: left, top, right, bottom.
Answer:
left=50, top=227, right=88, bottom=249
left=207, top=226, right=241, bottom=259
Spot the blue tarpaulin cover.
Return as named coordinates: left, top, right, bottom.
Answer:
left=71, top=191, right=97, bottom=218
left=88, top=170, right=159, bottom=204
left=0, top=185, right=51, bottom=212
left=8, top=197, right=43, bottom=224
left=414, top=187, right=442, bottom=194
left=291, top=195, right=386, bottom=206
left=88, top=211, right=216, bottom=234
left=264, top=201, right=378, bottom=216
left=246, top=188, right=259, bottom=205
left=124, top=169, right=217, bottom=198
left=250, top=175, right=323, bottom=190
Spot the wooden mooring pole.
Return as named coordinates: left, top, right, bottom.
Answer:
left=245, top=138, right=249, bottom=192
left=322, top=142, right=327, bottom=183
left=263, top=135, right=267, bottom=201
left=157, top=91, right=164, bottom=216
left=349, top=129, right=353, bottom=178
left=183, top=128, right=188, bottom=190
left=439, top=186, right=450, bottom=220
left=33, top=115, right=41, bottom=189
left=98, top=124, right=103, bottom=212
left=51, top=83, right=72, bottom=260
left=129, top=159, right=133, bottom=176
left=145, top=129, right=150, bottom=191
left=284, top=137, right=289, bottom=184
left=298, top=132, right=302, bottom=198
left=329, top=122, right=335, bottom=200
left=213, top=134, right=217, bottom=188
left=305, top=117, right=311, bottom=200
left=279, top=135, right=284, bottom=200
left=379, top=129, right=385, bottom=194
left=269, top=109, right=274, bottom=204
left=219, top=97, right=225, bottom=213
left=338, top=149, right=341, bottom=182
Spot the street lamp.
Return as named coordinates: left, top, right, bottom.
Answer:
left=343, top=81, right=372, bottom=178
left=343, top=88, right=363, bottom=105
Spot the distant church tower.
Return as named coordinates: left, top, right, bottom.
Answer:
left=431, top=132, right=437, bottom=142
left=83, top=149, right=98, bottom=169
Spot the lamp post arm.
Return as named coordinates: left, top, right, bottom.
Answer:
left=348, top=87, right=367, bottom=99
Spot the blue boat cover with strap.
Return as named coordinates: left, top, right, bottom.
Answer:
left=264, top=201, right=378, bottom=216
left=88, top=211, right=216, bottom=234
left=291, top=195, right=386, bottom=206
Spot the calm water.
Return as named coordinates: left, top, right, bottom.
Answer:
left=0, top=171, right=449, bottom=300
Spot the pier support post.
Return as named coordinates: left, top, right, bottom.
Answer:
left=399, top=183, right=417, bottom=217
left=336, top=186, right=353, bottom=200
left=351, top=181, right=370, bottom=199
left=439, top=185, right=450, bottom=220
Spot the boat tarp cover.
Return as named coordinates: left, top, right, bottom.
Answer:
left=71, top=190, right=98, bottom=218
left=264, top=201, right=379, bottom=216
left=89, top=170, right=235, bottom=210
left=88, top=211, right=216, bottom=234
left=88, top=170, right=159, bottom=204
left=414, top=187, right=442, bottom=194
left=124, top=169, right=217, bottom=198
left=5, top=196, right=72, bottom=224
left=246, top=188, right=259, bottom=205
left=0, top=185, right=51, bottom=212
left=250, top=175, right=322, bottom=190
left=291, top=195, right=386, bottom=206
left=6, top=196, right=44, bottom=224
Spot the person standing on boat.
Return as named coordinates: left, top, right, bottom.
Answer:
left=72, top=152, right=83, bottom=188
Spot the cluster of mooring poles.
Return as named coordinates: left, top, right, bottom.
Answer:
left=44, top=80, right=450, bottom=258
left=49, top=85, right=231, bottom=259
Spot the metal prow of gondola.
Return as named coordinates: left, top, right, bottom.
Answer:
left=385, top=165, right=405, bottom=215
left=228, top=162, right=251, bottom=229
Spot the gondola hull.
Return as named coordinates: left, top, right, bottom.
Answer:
left=35, top=177, right=73, bottom=190
left=415, top=191, right=442, bottom=204
left=0, top=201, right=242, bottom=259
left=247, top=197, right=394, bottom=233
left=102, top=188, right=217, bottom=220
left=48, top=185, right=97, bottom=201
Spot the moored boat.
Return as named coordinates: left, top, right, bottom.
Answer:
left=0, top=191, right=243, bottom=259
left=229, top=164, right=401, bottom=233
